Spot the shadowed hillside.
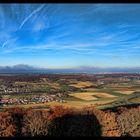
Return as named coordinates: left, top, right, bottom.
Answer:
left=48, top=113, right=101, bottom=136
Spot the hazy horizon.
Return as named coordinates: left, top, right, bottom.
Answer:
left=0, top=4, right=140, bottom=68
left=1, top=64, right=140, bottom=69
left=0, top=64, right=140, bottom=74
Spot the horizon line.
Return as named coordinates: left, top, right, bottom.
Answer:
left=1, top=64, right=140, bottom=69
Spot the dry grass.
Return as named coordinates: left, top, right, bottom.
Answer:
left=70, top=81, right=95, bottom=88
left=84, top=88, right=97, bottom=91
left=2, top=103, right=48, bottom=109
left=130, top=97, right=140, bottom=103
left=69, top=92, right=98, bottom=101
left=15, top=82, right=28, bottom=85
left=47, top=100, right=116, bottom=109
left=93, top=93, right=116, bottom=98
left=115, top=90, right=135, bottom=95
left=48, top=83, right=60, bottom=89
left=2, top=95, right=11, bottom=99
left=69, top=92, right=116, bottom=101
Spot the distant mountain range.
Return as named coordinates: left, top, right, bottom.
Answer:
left=0, top=64, right=140, bottom=74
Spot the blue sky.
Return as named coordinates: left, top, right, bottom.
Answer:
left=0, top=4, right=140, bottom=68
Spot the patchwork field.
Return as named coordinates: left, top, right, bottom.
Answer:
left=69, top=92, right=117, bottom=101
left=1, top=74, right=140, bottom=111
left=69, top=92, right=98, bottom=101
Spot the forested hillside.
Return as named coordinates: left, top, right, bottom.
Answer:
left=0, top=105, right=139, bottom=137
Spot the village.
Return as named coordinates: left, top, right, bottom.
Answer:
left=0, top=83, right=29, bottom=94
left=0, top=93, right=66, bottom=106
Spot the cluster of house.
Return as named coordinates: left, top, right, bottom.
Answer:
left=0, top=84, right=29, bottom=94
left=0, top=93, right=66, bottom=106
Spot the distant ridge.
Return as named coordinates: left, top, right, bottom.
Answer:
left=0, top=64, right=140, bottom=74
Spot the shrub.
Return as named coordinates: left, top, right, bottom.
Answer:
left=117, top=106, right=140, bottom=137
left=0, top=111, right=16, bottom=137
left=48, top=105, right=74, bottom=120
left=22, top=110, right=50, bottom=136
left=7, top=107, right=26, bottom=136
left=82, top=106, right=121, bottom=136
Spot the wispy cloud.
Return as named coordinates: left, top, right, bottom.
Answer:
left=1, top=4, right=140, bottom=67
left=32, top=21, right=46, bottom=32
left=19, top=4, right=45, bottom=29
left=2, top=40, right=8, bottom=48
left=1, top=37, right=18, bottom=50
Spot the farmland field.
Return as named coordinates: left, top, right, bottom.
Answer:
left=0, top=73, right=140, bottom=110
left=70, top=81, right=96, bottom=88
left=69, top=92, right=98, bottom=101
left=69, top=92, right=116, bottom=101
left=115, top=90, right=135, bottom=94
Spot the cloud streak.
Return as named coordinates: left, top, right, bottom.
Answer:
left=19, top=4, right=45, bottom=29
left=2, top=40, right=8, bottom=48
